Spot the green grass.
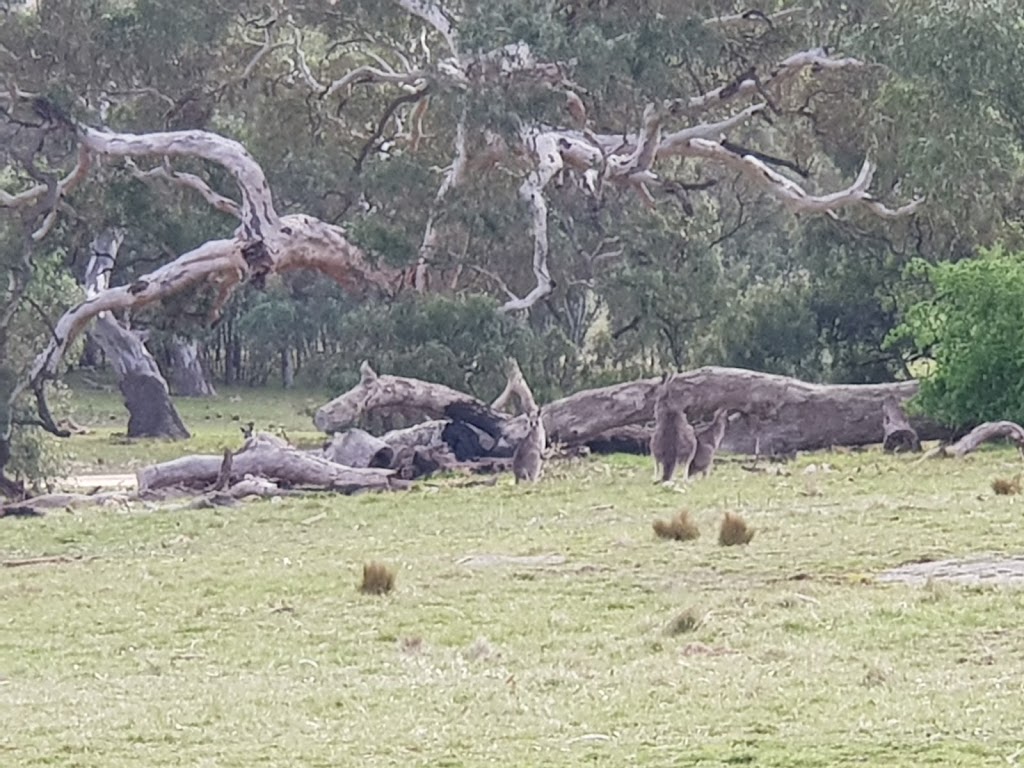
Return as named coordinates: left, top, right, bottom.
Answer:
left=4, top=389, right=1024, bottom=766
left=60, top=377, right=327, bottom=474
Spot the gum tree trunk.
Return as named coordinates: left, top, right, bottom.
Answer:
left=85, top=230, right=189, bottom=439
left=168, top=336, right=217, bottom=397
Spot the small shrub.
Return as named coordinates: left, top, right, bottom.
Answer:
left=665, top=607, right=704, bottom=635
left=652, top=510, right=700, bottom=541
left=718, top=512, right=754, bottom=546
left=360, top=562, right=396, bottom=595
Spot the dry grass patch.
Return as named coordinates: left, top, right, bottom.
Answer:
left=665, top=607, right=704, bottom=635
left=991, top=475, right=1021, bottom=495
left=652, top=509, right=700, bottom=541
left=360, top=561, right=396, bottom=594
left=719, top=511, right=754, bottom=546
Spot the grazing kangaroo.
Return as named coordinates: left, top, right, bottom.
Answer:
left=650, top=375, right=696, bottom=484
left=689, top=408, right=729, bottom=478
left=513, top=410, right=546, bottom=484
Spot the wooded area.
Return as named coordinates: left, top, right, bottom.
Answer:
left=2, top=0, right=1024, bottom=498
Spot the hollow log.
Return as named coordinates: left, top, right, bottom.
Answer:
left=138, top=440, right=404, bottom=493
left=882, top=397, right=921, bottom=453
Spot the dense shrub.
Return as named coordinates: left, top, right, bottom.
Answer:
left=888, top=248, right=1024, bottom=427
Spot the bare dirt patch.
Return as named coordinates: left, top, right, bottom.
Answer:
left=878, top=555, right=1024, bottom=587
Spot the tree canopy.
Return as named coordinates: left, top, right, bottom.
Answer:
left=2, top=0, right=1022, bottom=484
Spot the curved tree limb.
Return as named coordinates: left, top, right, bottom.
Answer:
left=125, top=159, right=242, bottom=218
left=75, top=124, right=279, bottom=239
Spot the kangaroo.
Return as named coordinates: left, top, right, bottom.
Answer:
left=650, top=376, right=696, bottom=484
left=512, top=410, right=546, bottom=484
left=688, top=408, right=729, bottom=478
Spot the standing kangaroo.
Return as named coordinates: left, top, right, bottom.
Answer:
left=513, top=410, right=546, bottom=484
left=688, top=408, right=729, bottom=478
left=650, top=376, right=696, bottom=484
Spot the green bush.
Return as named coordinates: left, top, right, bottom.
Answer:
left=309, top=294, right=579, bottom=403
left=887, top=248, right=1024, bottom=427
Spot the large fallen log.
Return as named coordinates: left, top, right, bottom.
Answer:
left=315, top=364, right=950, bottom=456
left=315, top=361, right=510, bottom=440
left=138, top=435, right=404, bottom=493
left=542, top=366, right=948, bottom=454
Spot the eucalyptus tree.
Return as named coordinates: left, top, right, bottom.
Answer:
left=0, top=0, right=940, bottom=490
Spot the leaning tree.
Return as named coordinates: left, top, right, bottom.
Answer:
left=0, top=0, right=927, bottom=490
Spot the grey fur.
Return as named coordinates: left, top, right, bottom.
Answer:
left=688, top=408, right=729, bottom=477
left=650, top=379, right=696, bottom=483
left=513, top=411, right=546, bottom=483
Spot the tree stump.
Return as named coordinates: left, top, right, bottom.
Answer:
left=882, top=397, right=921, bottom=453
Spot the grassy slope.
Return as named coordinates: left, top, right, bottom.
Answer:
left=3, top=388, right=1024, bottom=767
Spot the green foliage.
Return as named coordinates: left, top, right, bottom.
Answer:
left=312, top=294, right=572, bottom=402
left=888, top=247, right=1024, bottom=427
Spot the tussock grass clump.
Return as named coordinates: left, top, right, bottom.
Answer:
left=652, top=509, right=701, bottom=541
left=992, top=476, right=1021, bottom=495
left=718, top=512, right=754, bottom=546
left=665, top=607, right=704, bottom=636
left=360, top=561, right=396, bottom=595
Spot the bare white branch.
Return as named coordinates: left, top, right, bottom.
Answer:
left=324, top=64, right=426, bottom=98
left=683, top=139, right=923, bottom=218
left=416, top=110, right=468, bottom=290
left=125, top=159, right=242, bottom=218
left=0, top=145, right=92, bottom=211
left=671, top=47, right=864, bottom=116
left=76, top=125, right=280, bottom=239
left=395, top=0, right=459, bottom=56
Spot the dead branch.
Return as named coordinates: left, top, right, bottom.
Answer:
left=2, top=554, right=98, bottom=567
left=491, top=358, right=538, bottom=415
left=125, top=159, right=242, bottom=218
left=943, top=421, right=1024, bottom=459
left=138, top=438, right=404, bottom=493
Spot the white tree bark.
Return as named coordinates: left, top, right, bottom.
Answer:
left=168, top=336, right=217, bottom=397
left=84, top=229, right=190, bottom=439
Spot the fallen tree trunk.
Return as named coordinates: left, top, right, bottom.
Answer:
left=323, top=428, right=395, bottom=468
left=314, top=361, right=507, bottom=439
left=542, top=366, right=948, bottom=454
left=138, top=436, right=404, bottom=493
left=314, top=364, right=950, bottom=456
left=943, top=421, right=1024, bottom=458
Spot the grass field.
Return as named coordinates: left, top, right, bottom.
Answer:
left=3, top=387, right=1024, bottom=766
